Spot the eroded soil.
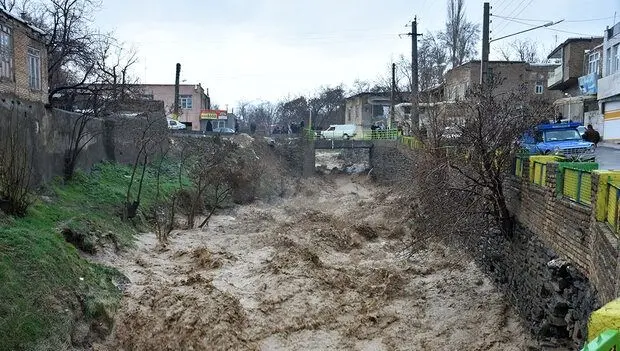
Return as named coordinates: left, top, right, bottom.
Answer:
left=95, top=176, right=537, bottom=350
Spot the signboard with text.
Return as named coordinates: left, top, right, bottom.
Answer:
left=200, top=109, right=228, bottom=119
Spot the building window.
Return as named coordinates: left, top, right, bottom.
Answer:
left=607, top=47, right=612, bottom=75
left=588, top=52, right=600, bottom=75
left=615, top=44, right=620, bottom=74
left=28, top=47, right=41, bottom=90
left=0, top=24, right=12, bottom=80
left=180, top=95, right=193, bottom=109
left=535, top=81, right=544, bottom=94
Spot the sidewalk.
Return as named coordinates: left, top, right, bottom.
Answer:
left=598, top=141, right=620, bottom=150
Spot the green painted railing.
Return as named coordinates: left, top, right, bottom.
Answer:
left=582, top=329, right=619, bottom=350
left=556, top=162, right=599, bottom=206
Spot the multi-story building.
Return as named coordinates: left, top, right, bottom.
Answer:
left=139, top=83, right=210, bottom=131
left=0, top=9, right=48, bottom=104
left=546, top=37, right=604, bottom=124
left=598, top=22, right=620, bottom=141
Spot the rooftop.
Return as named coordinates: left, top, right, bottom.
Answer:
left=547, top=37, right=604, bottom=59
left=0, top=8, right=46, bottom=35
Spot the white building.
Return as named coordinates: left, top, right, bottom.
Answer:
left=598, top=21, right=620, bottom=141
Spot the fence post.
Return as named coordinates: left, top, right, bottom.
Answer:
left=576, top=171, right=583, bottom=203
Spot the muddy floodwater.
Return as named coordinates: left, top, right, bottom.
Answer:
left=95, top=176, right=538, bottom=351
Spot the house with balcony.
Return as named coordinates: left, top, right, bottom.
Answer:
left=546, top=37, right=603, bottom=124
left=139, top=83, right=210, bottom=131
left=598, top=21, right=620, bottom=141
left=0, top=9, right=48, bottom=104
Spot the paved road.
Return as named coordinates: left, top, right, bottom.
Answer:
left=596, top=146, right=620, bottom=170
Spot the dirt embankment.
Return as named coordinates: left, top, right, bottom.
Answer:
left=94, top=175, right=538, bottom=350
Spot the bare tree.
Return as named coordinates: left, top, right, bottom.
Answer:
left=440, top=0, right=480, bottom=68
left=497, top=39, right=540, bottom=63
left=418, top=33, right=448, bottom=93
left=0, top=0, right=16, bottom=11
left=63, top=39, right=139, bottom=180
left=447, top=76, right=554, bottom=236
left=123, top=113, right=167, bottom=220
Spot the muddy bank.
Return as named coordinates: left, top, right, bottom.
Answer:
left=95, top=176, right=538, bottom=350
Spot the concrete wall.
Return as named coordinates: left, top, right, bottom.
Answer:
left=0, top=93, right=166, bottom=185
left=0, top=11, right=48, bottom=104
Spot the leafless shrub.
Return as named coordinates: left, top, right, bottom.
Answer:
left=123, top=113, right=168, bottom=221
left=0, top=105, right=35, bottom=216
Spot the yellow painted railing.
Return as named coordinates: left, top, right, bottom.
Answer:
left=607, top=181, right=620, bottom=234
left=529, top=155, right=563, bottom=186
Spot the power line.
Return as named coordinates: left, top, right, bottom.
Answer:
left=493, top=15, right=616, bottom=23
left=495, top=16, right=599, bottom=37
left=494, top=0, right=528, bottom=36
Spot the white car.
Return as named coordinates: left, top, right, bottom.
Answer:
left=320, top=124, right=357, bottom=140
left=167, top=118, right=186, bottom=130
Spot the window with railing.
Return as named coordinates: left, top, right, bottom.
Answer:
left=0, top=24, right=12, bottom=80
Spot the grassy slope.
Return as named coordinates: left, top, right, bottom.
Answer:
left=0, top=162, right=182, bottom=351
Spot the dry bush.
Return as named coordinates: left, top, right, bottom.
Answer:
left=0, top=105, right=35, bottom=216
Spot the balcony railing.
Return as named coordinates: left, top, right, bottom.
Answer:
left=548, top=65, right=563, bottom=87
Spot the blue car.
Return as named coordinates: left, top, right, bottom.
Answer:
left=520, top=122, right=595, bottom=161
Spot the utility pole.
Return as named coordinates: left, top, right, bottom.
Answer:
left=173, top=63, right=181, bottom=119
left=390, top=62, right=396, bottom=129
left=480, top=2, right=490, bottom=86
left=407, top=17, right=422, bottom=133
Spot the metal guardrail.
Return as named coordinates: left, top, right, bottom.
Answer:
left=556, top=162, right=599, bottom=206
left=303, top=128, right=401, bottom=141
left=582, top=329, right=619, bottom=350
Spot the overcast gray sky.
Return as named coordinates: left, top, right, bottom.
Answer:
left=98, top=0, right=619, bottom=107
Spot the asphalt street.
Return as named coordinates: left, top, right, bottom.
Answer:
left=596, top=146, right=620, bottom=170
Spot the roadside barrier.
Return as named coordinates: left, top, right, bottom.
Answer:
left=529, top=155, right=563, bottom=186
left=556, top=162, right=599, bottom=205
left=607, top=180, right=620, bottom=234
left=581, top=329, right=619, bottom=350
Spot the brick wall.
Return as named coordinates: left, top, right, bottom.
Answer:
left=0, top=12, right=48, bottom=104
left=508, top=158, right=620, bottom=307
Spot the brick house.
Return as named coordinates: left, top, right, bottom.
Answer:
left=443, top=60, right=561, bottom=103
left=546, top=37, right=604, bottom=124
left=139, top=83, right=211, bottom=131
left=421, top=61, right=562, bottom=129
left=597, top=21, right=620, bottom=141
left=0, top=9, right=48, bottom=104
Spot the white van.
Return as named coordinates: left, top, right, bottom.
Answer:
left=320, top=124, right=357, bottom=140
left=167, top=118, right=186, bottom=130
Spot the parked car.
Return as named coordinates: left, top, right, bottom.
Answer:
left=212, top=127, right=235, bottom=134
left=167, top=118, right=186, bottom=130
left=320, top=124, right=357, bottom=140
left=520, top=122, right=595, bottom=161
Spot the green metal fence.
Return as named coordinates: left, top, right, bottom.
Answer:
left=556, top=162, right=599, bottom=206
left=607, top=181, right=620, bottom=234
left=582, top=329, right=620, bottom=350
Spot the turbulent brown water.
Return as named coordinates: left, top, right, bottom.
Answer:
left=94, top=175, right=537, bottom=351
